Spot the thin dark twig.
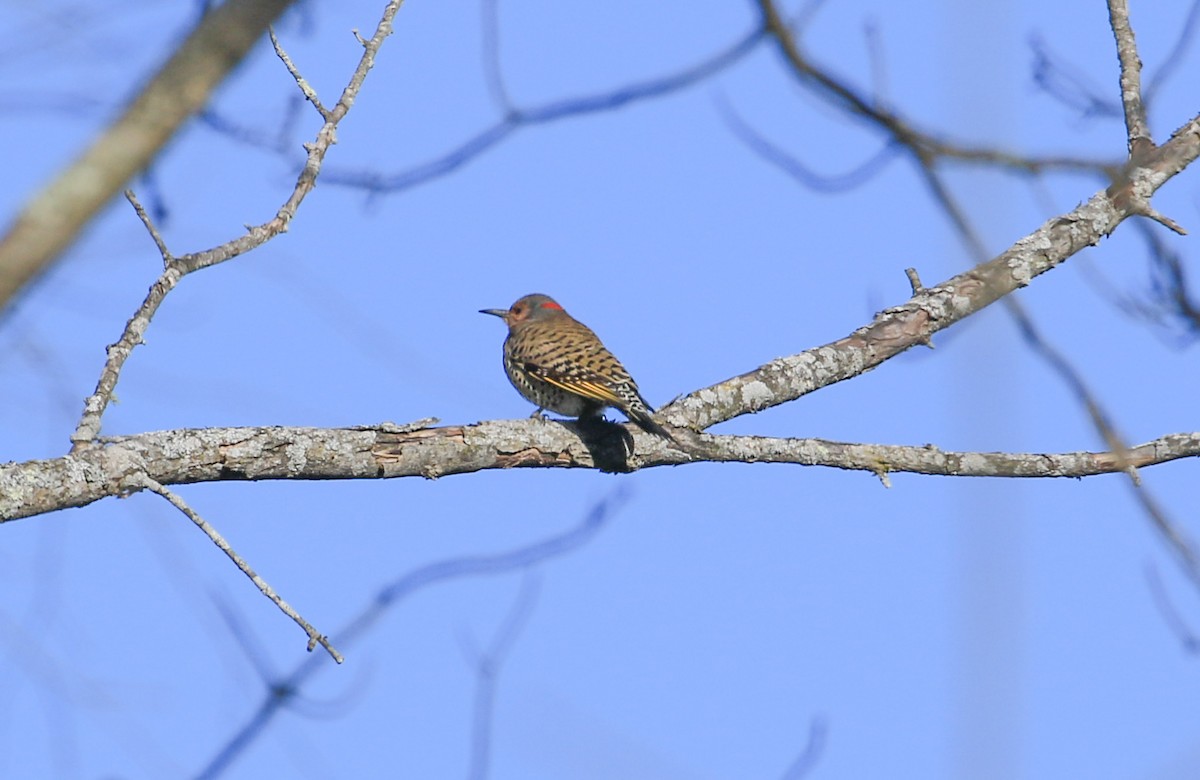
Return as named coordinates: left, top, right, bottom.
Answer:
left=1141, top=224, right=1200, bottom=339
left=1127, top=488, right=1200, bottom=593
left=135, top=166, right=171, bottom=225
left=758, top=0, right=1200, bottom=599
left=863, top=20, right=889, bottom=111
left=323, top=24, right=766, bottom=192
left=1089, top=220, right=1200, bottom=343
left=193, top=488, right=627, bottom=780
left=1144, top=0, right=1200, bottom=106
left=465, top=573, right=541, bottom=780
left=791, top=0, right=831, bottom=33
left=756, top=0, right=1115, bottom=178
left=719, top=96, right=901, bottom=192
left=779, top=716, right=829, bottom=780
left=9, top=327, right=81, bottom=420
left=480, top=0, right=513, bottom=112
left=211, top=595, right=365, bottom=721
left=199, top=105, right=296, bottom=155
left=916, top=160, right=1200, bottom=593
left=212, top=595, right=280, bottom=683
left=325, top=122, right=517, bottom=192
left=1029, top=34, right=1123, bottom=120
left=1145, top=564, right=1200, bottom=654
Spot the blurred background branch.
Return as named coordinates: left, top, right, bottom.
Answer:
left=0, top=0, right=296, bottom=315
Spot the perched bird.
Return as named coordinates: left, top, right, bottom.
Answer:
left=480, top=293, right=676, bottom=441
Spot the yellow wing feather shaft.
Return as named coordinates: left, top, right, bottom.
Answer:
left=536, top=374, right=624, bottom=406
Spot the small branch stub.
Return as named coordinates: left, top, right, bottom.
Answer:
left=905, top=267, right=924, bottom=294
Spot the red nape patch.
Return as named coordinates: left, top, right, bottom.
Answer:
left=540, top=301, right=564, bottom=310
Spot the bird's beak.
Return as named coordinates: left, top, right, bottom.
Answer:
left=479, top=308, right=508, bottom=319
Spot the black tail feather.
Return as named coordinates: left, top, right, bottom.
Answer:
left=629, top=410, right=678, bottom=444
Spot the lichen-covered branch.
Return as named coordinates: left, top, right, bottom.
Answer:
left=7, top=107, right=1192, bottom=523
left=3, top=423, right=1197, bottom=523
left=661, top=112, right=1200, bottom=431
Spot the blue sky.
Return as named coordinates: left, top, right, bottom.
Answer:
left=2, top=0, right=1198, bottom=778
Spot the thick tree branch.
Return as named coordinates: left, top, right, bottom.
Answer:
left=3, top=424, right=1197, bottom=523
left=918, top=148, right=1200, bottom=586
left=752, top=0, right=1200, bottom=588
left=662, top=113, right=1200, bottom=431
left=7, top=109, right=1193, bottom=522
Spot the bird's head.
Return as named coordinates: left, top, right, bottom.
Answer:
left=479, top=294, right=566, bottom=329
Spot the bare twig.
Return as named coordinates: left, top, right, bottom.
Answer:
left=125, top=190, right=172, bottom=266
left=756, top=0, right=1119, bottom=179
left=480, top=0, right=514, bottom=114
left=662, top=111, right=1200, bottom=431
left=780, top=717, right=829, bottom=780
left=322, top=23, right=766, bottom=192
left=914, top=156, right=1140, bottom=486
left=1144, top=0, right=1200, bottom=106
left=904, top=267, right=924, bottom=294
left=193, top=490, right=625, bottom=780
left=1146, top=565, right=1200, bottom=654
left=1030, top=34, right=1123, bottom=120
left=465, top=573, right=540, bottom=780
left=912, top=133, right=1200, bottom=595
left=1003, top=286, right=1200, bottom=584
left=1107, top=0, right=1153, bottom=153
left=134, top=474, right=343, bottom=663
left=54, top=0, right=410, bottom=670
left=718, top=96, right=901, bottom=192
left=69, top=221, right=186, bottom=449
left=1143, top=208, right=1186, bottom=235
left=864, top=20, right=889, bottom=111
left=200, top=98, right=304, bottom=155
left=747, top=0, right=1200, bottom=591
left=1132, top=221, right=1200, bottom=340
left=323, top=3, right=1112, bottom=197
left=1131, top=484, right=1200, bottom=591
left=270, top=27, right=329, bottom=119
left=909, top=118, right=1197, bottom=586
left=69, top=0, right=407, bottom=449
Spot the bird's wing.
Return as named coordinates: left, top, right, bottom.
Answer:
left=525, top=363, right=626, bottom=407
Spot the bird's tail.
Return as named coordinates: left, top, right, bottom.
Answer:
left=628, top=407, right=678, bottom=444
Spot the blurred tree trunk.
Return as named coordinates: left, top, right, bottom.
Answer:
left=0, top=0, right=295, bottom=313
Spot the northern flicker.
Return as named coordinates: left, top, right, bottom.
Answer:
left=480, top=293, right=676, bottom=441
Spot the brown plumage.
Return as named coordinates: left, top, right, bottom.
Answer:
left=480, top=293, right=675, bottom=441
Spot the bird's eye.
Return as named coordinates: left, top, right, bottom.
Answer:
left=513, top=306, right=522, bottom=314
